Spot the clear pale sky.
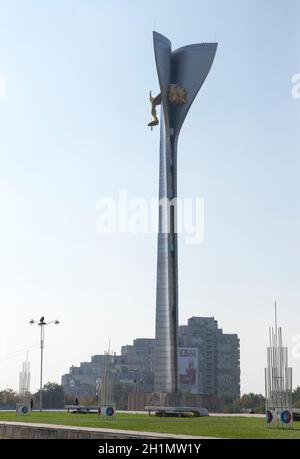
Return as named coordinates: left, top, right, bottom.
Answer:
left=0, top=0, right=299, bottom=394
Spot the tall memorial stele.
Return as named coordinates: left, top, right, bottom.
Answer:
left=148, top=32, right=217, bottom=398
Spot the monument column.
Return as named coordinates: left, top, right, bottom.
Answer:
left=149, top=31, right=217, bottom=395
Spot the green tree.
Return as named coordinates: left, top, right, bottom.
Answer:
left=34, top=382, right=65, bottom=409
left=225, top=393, right=265, bottom=413
left=0, top=389, right=18, bottom=408
left=292, top=386, right=300, bottom=407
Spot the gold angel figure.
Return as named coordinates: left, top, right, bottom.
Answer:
left=148, top=91, right=162, bottom=130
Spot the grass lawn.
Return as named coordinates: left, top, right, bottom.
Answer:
left=0, top=411, right=300, bottom=439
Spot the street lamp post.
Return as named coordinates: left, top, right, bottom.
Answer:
left=29, top=317, right=59, bottom=411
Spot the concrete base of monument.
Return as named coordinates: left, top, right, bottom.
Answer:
left=128, top=392, right=224, bottom=413
left=145, top=406, right=209, bottom=417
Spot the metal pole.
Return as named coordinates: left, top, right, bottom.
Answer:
left=275, top=301, right=277, bottom=346
left=40, top=324, right=44, bottom=412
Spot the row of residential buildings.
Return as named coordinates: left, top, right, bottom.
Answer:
left=61, top=316, right=240, bottom=403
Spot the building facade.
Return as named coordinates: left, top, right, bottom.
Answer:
left=61, top=339, right=155, bottom=398
left=61, top=355, right=108, bottom=398
left=62, top=318, right=240, bottom=401
left=178, top=317, right=240, bottom=398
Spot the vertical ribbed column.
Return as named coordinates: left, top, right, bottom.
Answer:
left=154, top=110, right=178, bottom=393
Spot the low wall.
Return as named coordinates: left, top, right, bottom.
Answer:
left=0, top=421, right=210, bottom=439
